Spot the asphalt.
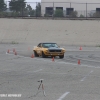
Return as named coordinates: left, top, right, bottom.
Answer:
left=0, top=44, right=100, bottom=100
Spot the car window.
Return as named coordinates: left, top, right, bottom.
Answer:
left=42, top=44, right=49, bottom=48
left=42, top=43, right=58, bottom=48
left=38, top=43, right=41, bottom=47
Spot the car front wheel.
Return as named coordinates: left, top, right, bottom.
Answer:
left=42, top=51, right=46, bottom=58
left=59, top=55, right=64, bottom=59
left=34, top=50, right=39, bottom=57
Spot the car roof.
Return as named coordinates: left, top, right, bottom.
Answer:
left=40, top=43, right=57, bottom=44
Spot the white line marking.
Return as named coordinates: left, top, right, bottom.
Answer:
left=63, top=55, right=100, bottom=63
left=33, top=69, right=42, bottom=73
left=73, top=56, right=100, bottom=63
left=6, top=52, right=100, bottom=69
left=81, top=70, right=93, bottom=81
left=57, top=92, right=70, bottom=100
left=66, top=49, right=100, bottom=51
left=55, top=61, right=100, bottom=69
left=27, top=69, right=43, bottom=74
left=40, top=71, right=100, bottom=78
left=6, top=52, right=15, bottom=56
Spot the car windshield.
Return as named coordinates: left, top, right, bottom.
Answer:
left=42, top=43, right=58, bottom=48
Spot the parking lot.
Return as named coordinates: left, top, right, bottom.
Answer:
left=0, top=43, right=100, bottom=100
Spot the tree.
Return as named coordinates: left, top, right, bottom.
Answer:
left=54, top=9, right=63, bottom=17
left=35, top=3, right=41, bottom=17
left=0, top=0, right=6, bottom=11
left=26, top=4, right=35, bottom=16
left=9, top=0, right=26, bottom=13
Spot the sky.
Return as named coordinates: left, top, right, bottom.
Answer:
left=5, top=0, right=41, bottom=2
left=25, top=0, right=41, bottom=2
left=25, top=0, right=100, bottom=3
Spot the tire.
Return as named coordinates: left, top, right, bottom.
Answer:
left=34, top=50, right=39, bottom=57
left=42, top=51, right=46, bottom=58
left=59, top=55, right=64, bottom=59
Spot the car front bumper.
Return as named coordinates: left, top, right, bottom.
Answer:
left=44, top=52, right=64, bottom=56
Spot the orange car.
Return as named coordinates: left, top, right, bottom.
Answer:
left=33, top=43, right=66, bottom=58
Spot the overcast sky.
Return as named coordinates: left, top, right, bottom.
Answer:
left=25, top=0, right=41, bottom=2
left=6, top=0, right=100, bottom=3
left=25, top=0, right=100, bottom=3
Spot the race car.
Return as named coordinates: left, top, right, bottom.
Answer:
left=33, top=43, right=66, bottom=58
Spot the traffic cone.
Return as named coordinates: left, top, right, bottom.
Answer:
left=13, top=48, right=15, bottom=52
left=79, top=46, right=82, bottom=50
left=31, top=54, right=34, bottom=58
left=14, top=52, right=17, bottom=55
left=28, top=47, right=30, bottom=50
left=7, top=49, right=10, bottom=53
left=78, top=59, right=81, bottom=65
left=52, top=57, right=54, bottom=61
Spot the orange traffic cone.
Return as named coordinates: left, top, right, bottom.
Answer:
left=79, top=46, right=82, bottom=50
left=78, top=59, right=81, bottom=65
left=14, top=52, right=17, bottom=55
left=7, top=49, right=10, bottom=53
left=31, top=54, right=34, bottom=58
left=52, top=57, right=54, bottom=61
left=13, top=48, right=15, bottom=52
left=28, top=47, right=30, bottom=50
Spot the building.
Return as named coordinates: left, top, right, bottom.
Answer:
left=41, top=0, right=100, bottom=17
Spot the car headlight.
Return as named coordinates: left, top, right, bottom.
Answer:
left=62, top=49, right=65, bottom=52
left=45, top=50, right=49, bottom=52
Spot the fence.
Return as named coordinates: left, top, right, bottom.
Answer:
left=1, top=1, right=100, bottom=18
left=41, top=2, right=100, bottom=18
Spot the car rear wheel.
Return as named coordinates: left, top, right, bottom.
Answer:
left=42, top=51, right=46, bottom=58
left=59, top=55, right=64, bottom=59
left=34, top=50, right=39, bottom=57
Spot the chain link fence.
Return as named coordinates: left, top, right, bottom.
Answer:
left=1, top=1, right=100, bottom=18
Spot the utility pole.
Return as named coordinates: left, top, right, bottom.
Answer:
left=53, top=2, right=54, bottom=19
left=86, top=3, right=87, bottom=19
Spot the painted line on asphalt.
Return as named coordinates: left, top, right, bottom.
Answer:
left=55, top=61, right=100, bottom=69
left=66, top=49, right=100, bottom=51
left=73, top=56, right=100, bottom=63
left=81, top=70, right=93, bottom=82
left=57, top=92, right=70, bottom=100
left=33, top=69, right=43, bottom=73
left=39, top=71, right=100, bottom=78
left=27, top=69, right=43, bottom=74
left=6, top=52, right=14, bottom=55
left=6, top=52, right=100, bottom=69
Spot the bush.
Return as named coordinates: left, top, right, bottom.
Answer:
left=80, top=14, right=85, bottom=18
left=54, top=9, right=63, bottom=17
left=44, top=14, right=50, bottom=17
left=0, top=12, right=9, bottom=17
left=11, top=12, right=20, bottom=17
left=69, top=11, right=78, bottom=18
left=0, top=12, right=4, bottom=17
left=93, top=12, right=100, bottom=17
